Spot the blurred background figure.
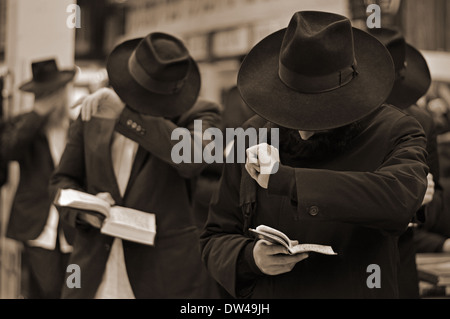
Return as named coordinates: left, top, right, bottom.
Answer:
left=0, top=59, right=76, bottom=299
left=413, top=81, right=450, bottom=256
left=192, top=55, right=255, bottom=232
left=369, top=27, right=437, bottom=299
left=190, top=54, right=255, bottom=299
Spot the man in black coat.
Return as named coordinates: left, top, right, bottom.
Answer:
left=1, top=59, right=76, bottom=298
left=50, top=32, right=222, bottom=298
left=200, top=11, right=429, bottom=299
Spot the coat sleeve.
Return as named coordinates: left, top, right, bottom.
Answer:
left=268, top=113, right=429, bottom=236
left=200, top=148, right=262, bottom=298
left=407, top=105, right=443, bottom=224
left=1, top=111, right=48, bottom=161
left=114, top=98, right=222, bottom=179
left=49, top=116, right=87, bottom=229
left=417, top=109, right=445, bottom=226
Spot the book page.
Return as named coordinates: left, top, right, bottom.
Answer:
left=55, top=188, right=110, bottom=217
left=108, top=206, right=156, bottom=232
left=289, top=243, right=337, bottom=256
left=248, top=228, right=290, bottom=250
left=101, top=206, right=156, bottom=246
left=254, top=225, right=291, bottom=247
left=249, top=225, right=337, bottom=256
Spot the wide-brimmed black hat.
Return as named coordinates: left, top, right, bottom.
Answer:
left=107, top=32, right=201, bottom=117
left=19, top=59, right=76, bottom=94
left=368, top=28, right=431, bottom=109
left=238, top=11, right=395, bottom=130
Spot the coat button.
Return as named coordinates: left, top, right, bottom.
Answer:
left=131, top=122, right=137, bottom=129
left=127, top=119, right=133, bottom=126
left=308, top=206, right=319, bottom=216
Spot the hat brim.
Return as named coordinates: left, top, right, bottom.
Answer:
left=386, top=44, right=431, bottom=109
left=238, top=28, right=395, bottom=130
left=107, top=38, right=201, bottom=117
left=19, top=70, right=76, bottom=94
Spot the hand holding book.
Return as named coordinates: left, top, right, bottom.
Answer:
left=253, top=239, right=310, bottom=276
left=77, top=192, right=115, bottom=228
left=78, top=212, right=103, bottom=229
left=249, top=225, right=337, bottom=256
left=54, top=188, right=157, bottom=246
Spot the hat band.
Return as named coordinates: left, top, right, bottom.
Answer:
left=128, top=51, right=187, bottom=95
left=35, top=72, right=59, bottom=82
left=278, top=60, right=358, bottom=93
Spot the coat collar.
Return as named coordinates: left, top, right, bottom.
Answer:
left=84, top=117, right=150, bottom=204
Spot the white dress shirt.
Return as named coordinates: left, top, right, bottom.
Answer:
left=94, top=131, right=139, bottom=299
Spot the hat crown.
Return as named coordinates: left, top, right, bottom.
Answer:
left=31, top=59, right=60, bottom=82
left=280, top=12, right=356, bottom=77
left=134, top=33, right=190, bottom=83
left=368, top=28, right=406, bottom=74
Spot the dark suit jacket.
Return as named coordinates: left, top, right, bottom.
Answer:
left=201, top=104, right=429, bottom=299
left=50, top=98, right=221, bottom=298
left=1, top=111, right=75, bottom=244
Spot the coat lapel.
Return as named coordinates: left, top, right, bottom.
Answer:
left=123, top=146, right=149, bottom=199
left=85, top=117, right=122, bottom=203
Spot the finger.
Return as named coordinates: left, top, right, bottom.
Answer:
left=262, top=255, right=309, bottom=275
left=80, top=213, right=102, bottom=229
left=268, top=253, right=309, bottom=266
left=70, top=96, right=86, bottom=109
left=97, top=192, right=115, bottom=205
left=258, top=240, right=290, bottom=255
left=258, top=144, right=271, bottom=165
left=81, top=101, right=87, bottom=121
left=246, top=147, right=259, bottom=164
left=245, top=162, right=259, bottom=180
left=292, top=252, right=309, bottom=262
left=85, top=102, right=92, bottom=121
left=282, top=255, right=309, bottom=270
left=82, top=96, right=94, bottom=121
left=92, top=100, right=99, bottom=117
left=86, top=97, right=95, bottom=121
left=246, top=161, right=260, bottom=173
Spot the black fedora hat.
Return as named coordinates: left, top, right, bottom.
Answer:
left=238, top=11, right=395, bottom=131
left=19, top=59, right=76, bottom=94
left=107, top=32, right=201, bottom=117
left=368, top=28, right=431, bottom=109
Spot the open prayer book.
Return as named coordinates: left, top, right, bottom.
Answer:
left=249, top=225, right=337, bottom=256
left=54, top=188, right=156, bottom=246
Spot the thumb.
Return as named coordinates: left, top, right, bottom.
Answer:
left=96, top=192, right=115, bottom=206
